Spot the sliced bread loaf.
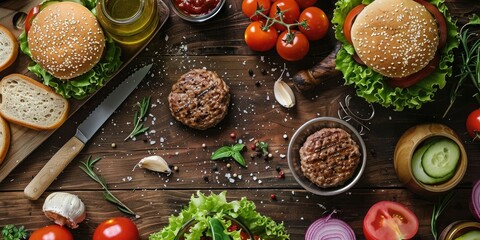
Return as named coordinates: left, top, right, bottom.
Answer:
left=0, top=74, right=69, bottom=130
left=0, top=116, right=10, bottom=165
left=0, top=24, right=18, bottom=72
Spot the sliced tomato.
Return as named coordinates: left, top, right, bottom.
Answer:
left=414, top=0, right=447, bottom=50
left=353, top=53, right=365, bottom=65
left=343, top=4, right=365, bottom=44
left=25, top=4, right=40, bottom=34
left=387, top=54, right=440, bottom=88
left=363, top=201, right=419, bottom=240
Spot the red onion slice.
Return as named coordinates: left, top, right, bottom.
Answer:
left=305, top=212, right=356, bottom=240
left=471, top=180, right=480, bottom=221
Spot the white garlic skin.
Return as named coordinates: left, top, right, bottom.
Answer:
left=43, top=192, right=86, bottom=229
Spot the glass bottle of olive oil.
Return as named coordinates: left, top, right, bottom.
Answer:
left=96, top=0, right=159, bottom=46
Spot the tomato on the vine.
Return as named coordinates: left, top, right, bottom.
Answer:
left=29, top=225, right=74, bottom=240
left=298, top=7, right=329, bottom=41
left=93, top=217, right=140, bottom=240
left=244, top=21, right=278, bottom=52
left=294, top=0, right=317, bottom=9
left=276, top=30, right=309, bottom=61
left=25, top=5, right=40, bottom=34
left=269, top=0, right=300, bottom=31
left=466, top=109, right=480, bottom=140
left=242, top=0, right=271, bottom=21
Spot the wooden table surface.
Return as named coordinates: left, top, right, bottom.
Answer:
left=0, top=0, right=479, bottom=239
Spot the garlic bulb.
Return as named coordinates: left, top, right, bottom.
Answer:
left=43, top=192, right=86, bottom=229
left=134, top=155, right=171, bottom=174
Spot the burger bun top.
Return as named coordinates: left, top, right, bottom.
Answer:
left=351, top=0, right=439, bottom=78
left=27, top=2, right=105, bottom=80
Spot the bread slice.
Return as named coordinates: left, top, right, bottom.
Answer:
left=0, top=115, right=10, bottom=165
left=0, top=74, right=69, bottom=130
left=0, top=24, right=18, bottom=72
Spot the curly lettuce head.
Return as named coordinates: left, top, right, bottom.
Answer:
left=332, top=0, right=458, bottom=111
left=149, top=191, right=290, bottom=240
left=19, top=0, right=122, bottom=100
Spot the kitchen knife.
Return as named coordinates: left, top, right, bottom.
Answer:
left=24, top=64, right=153, bottom=200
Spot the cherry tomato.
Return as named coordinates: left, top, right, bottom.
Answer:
left=93, top=217, right=140, bottom=240
left=298, top=7, right=329, bottom=41
left=29, top=225, right=73, bottom=240
left=244, top=21, right=278, bottom=52
left=414, top=0, right=447, bottom=50
left=25, top=5, right=40, bottom=34
left=387, top=54, right=440, bottom=88
left=466, top=109, right=480, bottom=140
left=343, top=4, right=365, bottom=44
left=363, top=201, right=419, bottom=240
left=276, top=30, right=309, bottom=61
left=294, top=0, right=317, bottom=9
left=242, top=0, right=271, bottom=21
left=269, top=0, right=300, bottom=31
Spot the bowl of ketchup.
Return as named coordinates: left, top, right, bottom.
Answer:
left=170, top=0, right=225, bottom=22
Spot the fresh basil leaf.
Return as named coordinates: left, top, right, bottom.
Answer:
left=232, top=151, right=246, bottom=167
left=211, top=146, right=233, bottom=160
left=208, top=218, right=231, bottom=240
left=232, top=143, right=245, bottom=152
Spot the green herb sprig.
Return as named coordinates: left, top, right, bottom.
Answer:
left=443, top=15, right=480, bottom=117
left=211, top=144, right=246, bottom=167
left=80, top=156, right=137, bottom=217
left=125, top=96, right=151, bottom=141
left=1, top=225, right=28, bottom=240
left=256, top=141, right=269, bottom=156
left=431, top=191, right=456, bottom=240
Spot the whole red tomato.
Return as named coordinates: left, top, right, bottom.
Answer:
left=466, top=109, right=480, bottom=140
left=363, top=201, right=419, bottom=240
left=29, top=225, right=73, bottom=240
left=242, top=0, right=271, bottom=21
left=269, top=0, right=300, bottom=31
left=295, top=0, right=317, bottom=9
left=299, top=7, right=329, bottom=41
left=244, top=21, right=278, bottom=52
left=276, top=30, right=309, bottom=61
left=93, top=217, right=140, bottom=240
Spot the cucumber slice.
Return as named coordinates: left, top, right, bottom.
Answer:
left=412, top=143, right=454, bottom=184
left=421, top=139, right=460, bottom=178
left=455, top=230, right=480, bottom=240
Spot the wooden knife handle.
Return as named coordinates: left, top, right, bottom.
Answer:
left=24, top=136, right=85, bottom=200
left=291, top=42, right=342, bottom=92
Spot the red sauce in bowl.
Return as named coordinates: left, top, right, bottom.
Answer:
left=175, top=0, right=220, bottom=16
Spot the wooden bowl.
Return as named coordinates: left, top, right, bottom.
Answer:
left=439, top=221, right=480, bottom=240
left=394, top=123, right=468, bottom=197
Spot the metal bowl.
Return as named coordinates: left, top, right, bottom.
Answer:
left=439, top=221, right=480, bottom=240
left=393, top=123, right=468, bottom=197
left=287, top=117, right=367, bottom=196
left=168, top=0, right=225, bottom=22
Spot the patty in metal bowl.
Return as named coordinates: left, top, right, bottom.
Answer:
left=168, top=69, right=230, bottom=130
left=300, top=128, right=361, bottom=188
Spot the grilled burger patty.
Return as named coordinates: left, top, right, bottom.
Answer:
left=300, top=128, right=361, bottom=188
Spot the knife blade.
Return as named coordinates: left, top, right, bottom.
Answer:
left=24, top=64, right=153, bottom=200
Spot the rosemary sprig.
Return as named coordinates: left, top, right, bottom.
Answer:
left=443, top=15, right=480, bottom=117
left=80, top=156, right=137, bottom=217
left=431, top=191, right=456, bottom=240
left=125, top=96, right=151, bottom=141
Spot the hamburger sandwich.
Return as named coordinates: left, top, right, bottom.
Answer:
left=19, top=0, right=122, bottom=99
left=333, top=0, right=458, bottom=111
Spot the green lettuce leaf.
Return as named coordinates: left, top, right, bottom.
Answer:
left=18, top=0, right=122, bottom=100
left=149, top=191, right=290, bottom=240
left=332, top=0, right=458, bottom=111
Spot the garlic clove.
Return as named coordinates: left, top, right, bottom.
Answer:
left=43, top=192, right=86, bottom=229
left=274, top=80, right=296, bottom=108
left=134, top=155, right=171, bottom=174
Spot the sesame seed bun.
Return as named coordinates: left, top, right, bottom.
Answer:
left=351, top=0, right=439, bottom=78
left=27, top=2, right=105, bottom=80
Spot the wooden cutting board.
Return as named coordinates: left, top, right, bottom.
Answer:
left=0, top=0, right=170, bottom=183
